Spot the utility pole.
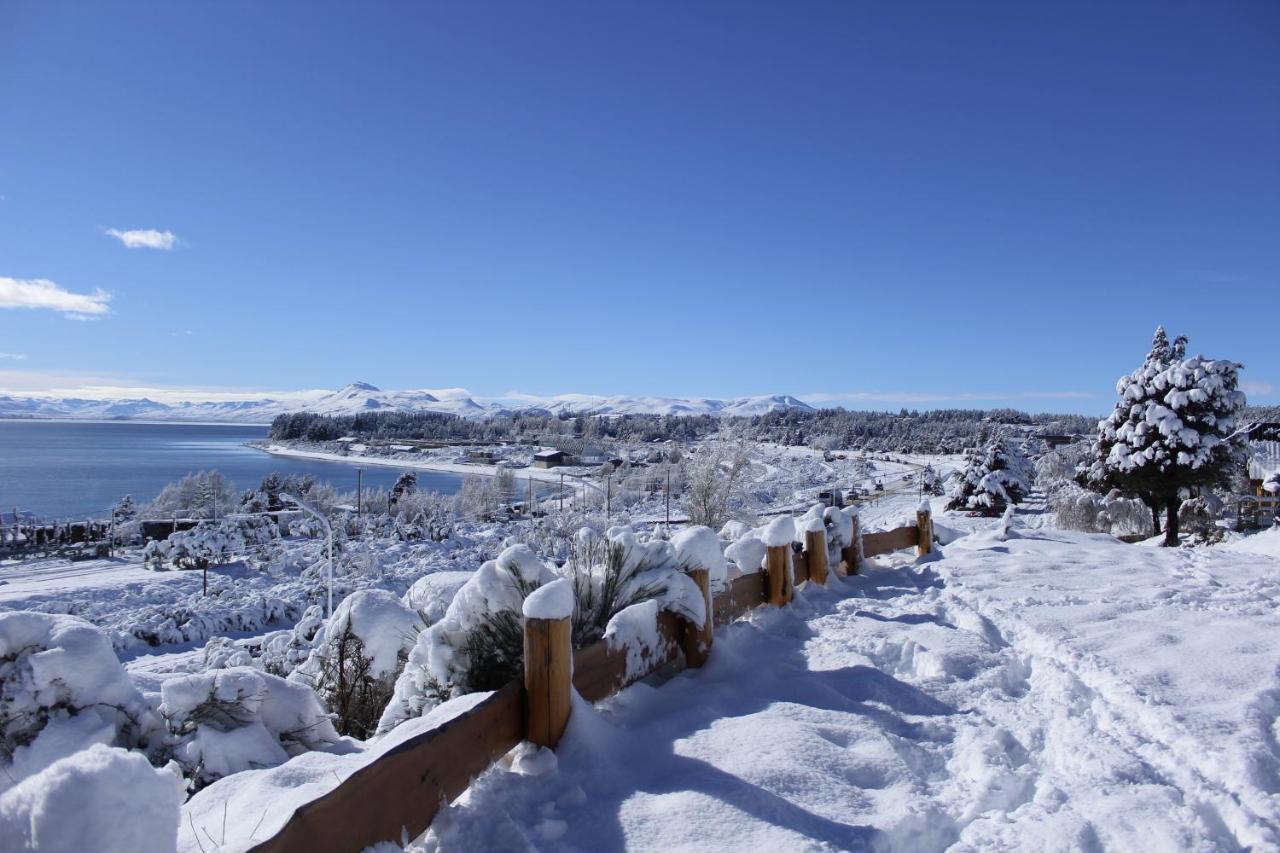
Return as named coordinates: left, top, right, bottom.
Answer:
left=665, top=464, right=671, bottom=526
left=606, top=474, right=612, bottom=520
left=559, top=472, right=564, bottom=513
left=356, top=468, right=364, bottom=516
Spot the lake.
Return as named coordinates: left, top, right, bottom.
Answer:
left=0, top=420, right=492, bottom=520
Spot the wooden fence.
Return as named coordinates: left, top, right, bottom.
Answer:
left=249, top=507, right=934, bottom=852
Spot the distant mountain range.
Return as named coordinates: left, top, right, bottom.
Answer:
left=0, top=382, right=815, bottom=424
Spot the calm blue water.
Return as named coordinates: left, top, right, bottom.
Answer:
left=0, top=420, right=485, bottom=520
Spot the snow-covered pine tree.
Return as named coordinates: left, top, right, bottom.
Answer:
left=112, top=494, right=137, bottom=521
left=389, top=471, right=417, bottom=511
left=1086, top=328, right=1247, bottom=546
left=947, top=434, right=1033, bottom=513
left=1083, top=327, right=1183, bottom=533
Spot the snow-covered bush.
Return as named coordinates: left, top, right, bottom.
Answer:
left=0, top=613, right=157, bottom=786
left=0, top=743, right=181, bottom=853
left=379, top=534, right=705, bottom=734
left=1047, top=483, right=1152, bottom=537
left=257, top=605, right=326, bottom=677
left=947, top=435, right=1033, bottom=512
left=288, top=590, right=422, bottom=738
left=401, top=571, right=472, bottom=625
left=394, top=489, right=455, bottom=542
left=1178, top=495, right=1223, bottom=543
left=379, top=545, right=553, bottom=732
left=160, top=667, right=338, bottom=789
left=145, top=515, right=280, bottom=571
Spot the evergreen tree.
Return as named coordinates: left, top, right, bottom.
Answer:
left=1086, top=328, right=1247, bottom=545
left=947, top=434, right=1033, bottom=512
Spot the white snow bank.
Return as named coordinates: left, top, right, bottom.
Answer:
left=523, top=577, right=574, bottom=620
left=0, top=744, right=180, bottom=853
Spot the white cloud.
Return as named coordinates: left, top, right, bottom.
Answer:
left=104, top=228, right=177, bottom=250
left=0, top=276, right=111, bottom=318
left=1242, top=380, right=1276, bottom=397
left=0, top=369, right=331, bottom=404
left=0, top=352, right=28, bottom=360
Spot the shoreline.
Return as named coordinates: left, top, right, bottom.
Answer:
left=253, top=442, right=595, bottom=491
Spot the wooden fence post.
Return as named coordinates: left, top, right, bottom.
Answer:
left=523, top=610, right=572, bottom=749
left=804, top=529, right=828, bottom=586
left=682, top=566, right=712, bottom=667
left=766, top=544, right=792, bottom=605
left=916, top=503, right=933, bottom=557
left=841, top=515, right=860, bottom=575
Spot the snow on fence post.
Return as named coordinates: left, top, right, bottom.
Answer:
left=681, top=566, right=713, bottom=668
left=522, top=579, right=573, bottom=748
left=763, top=515, right=796, bottom=605
left=916, top=502, right=933, bottom=557
left=841, top=514, right=860, bottom=575
left=804, top=528, right=828, bottom=586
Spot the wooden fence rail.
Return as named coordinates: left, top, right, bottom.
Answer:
left=249, top=510, right=930, bottom=852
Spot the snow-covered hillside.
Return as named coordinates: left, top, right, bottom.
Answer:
left=0, top=382, right=814, bottom=424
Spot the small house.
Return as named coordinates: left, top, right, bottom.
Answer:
left=533, top=449, right=568, bottom=469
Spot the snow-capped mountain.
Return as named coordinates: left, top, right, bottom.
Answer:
left=0, top=383, right=814, bottom=423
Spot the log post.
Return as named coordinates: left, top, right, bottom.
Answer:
left=765, top=544, right=792, bottom=605
left=523, top=611, right=572, bottom=748
left=916, top=503, right=933, bottom=556
left=841, top=515, right=860, bottom=575
left=681, top=566, right=712, bottom=668
left=804, top=529, right=828, bottom=586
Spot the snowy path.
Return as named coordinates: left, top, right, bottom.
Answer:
left=423, top=526, right=1280, bottom=852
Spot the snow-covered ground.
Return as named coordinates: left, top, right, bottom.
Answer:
left=414, top=523, right=1280, bottom=852
left=5, top=444, right=1279, bottom=852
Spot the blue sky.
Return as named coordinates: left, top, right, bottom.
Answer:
left=1, top=1, right=1276, bottom=413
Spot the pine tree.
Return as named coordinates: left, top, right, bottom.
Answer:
left=947, top=434, right=1033, bottom=512
left=1086, top=328, right=1247, bottom=545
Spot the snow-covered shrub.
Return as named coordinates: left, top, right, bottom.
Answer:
left=146, top=515, right=280, bottom=571
left=563, top=527, right=704, bottom=648
left=1047, top=483, right=1152, bottom=537
left=0, top=743, right=181, bottom=853
left=0, top=613, right=157, bottom=786
left=394, top=489, right=455, bottom=542
left=401, top=571, right=472, bottom=624
left=379, top=546, right=553, bottom=732
left=1178, top=495, right=1223, bottom=543
left=202, top=636, right=255, bottom=670
left=160, top=667, right=338, bottom=789
left=289, top=590, right=422, bottom=739
left=257, top=605, right=326, bottom=678
left=379, top=535, right=705, bottom=734
left=947, top=435, right=1033, bottom=513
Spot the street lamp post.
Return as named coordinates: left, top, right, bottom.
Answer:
left=283, top=494, right=333, bottom=617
